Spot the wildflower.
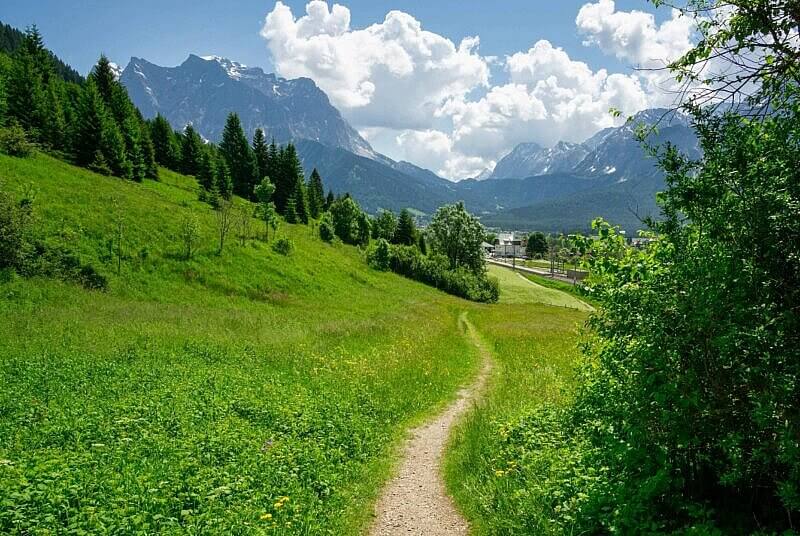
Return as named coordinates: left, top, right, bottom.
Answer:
left=260, top=513, right=272, bottom=521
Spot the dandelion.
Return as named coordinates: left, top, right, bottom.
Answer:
left=260, top=513, right=272, bottom=521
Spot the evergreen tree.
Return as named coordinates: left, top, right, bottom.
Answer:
left=100, top=117, right=131, bottom=179
left=150, top=114, right=178, bottom=168
left=139, top=122, right=158, bottom=179
left=219, top=113, right=255, bottom=199
left=267, top=139, right=279, bottom=181
left=74, top=80, right=107, bottom=167
left=292, top=175, right=309, bottom=224
left=40, top=78, right=66, bottom=150
left=214, top=156, right=233, bottom=200
left=6, top=41, right=44, bottom=135
left=284, top=194, right=298, bottom=224
left=325, top=189, right=335, bottom=211
left=274, top=143, right=303, bottom=214
left=180, top=124, right=203, bottom=176
left=394, top=208, right=417, bottom=245
left=252, top=128, right=269, bottom=182
left=90, top=54, right=116, bottom=108
left=307, top=168, right=325, bottom=219
left=197, top=149, right=216, bottom=193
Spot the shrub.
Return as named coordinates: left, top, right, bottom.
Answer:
left=367, top=239, right=390, bottom=271
left=272, top=237, right=293, bottom=256
left=0, top=123, right=33, bottom=157
left=319, top=213, right=335, bottom=242
left=385, top=245, right=498, bottom=303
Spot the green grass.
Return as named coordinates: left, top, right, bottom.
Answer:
left=0, top=153, right=482, bottom=534
left=520, top=272, right=600, bottom=309
left=488, top=264, right=592, bottom=311
left=446, top=266, right=590, bottom=534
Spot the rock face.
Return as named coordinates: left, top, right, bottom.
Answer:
left=491, top=141, right=589, bottom=179
left=120, top=54, right=376, bottom=158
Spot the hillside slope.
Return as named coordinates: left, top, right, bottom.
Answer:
left=0, top=153, right=480, bottom=534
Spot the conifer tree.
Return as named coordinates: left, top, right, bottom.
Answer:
left=6, top=41, right=45, bottom=135
left=197, top=149, right=216, bottom=193
left=325, top=189, right=335, bottom=211
left=267, top=139, right=279, bottom=180
left=180, top=124, right=203, bottom=176
left=252, top=128, right=269, bottom=182
left=274, top=143, right=303, bottom=214
left=40, top=79, right=66, bottom=150
left=219, top=113, right=255, bottom=199
left=292, top=175, right=309, bottom=224
left=139, top=122, right=158, bottom=179
left=394, top=208, right=417, bottom=245
left=150, top=114, right=178, bottom=168
left=74, top=80, right=107, bottom=167
left=214, top=156, right=233, bottom=200
left=284, top=194, right=298, bottom=224
left=307, top=168, right=325, bottom=219
left=90, top=54, right=116, bottom=108
left=100, top=117, right=131, bottom=179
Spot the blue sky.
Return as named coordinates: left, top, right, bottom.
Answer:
left=3, top=1, right=665, bottom=77
left=1, top=1, right=690, bottom=179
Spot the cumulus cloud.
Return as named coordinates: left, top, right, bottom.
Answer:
left=261, top=1, right=489, bottom=130
left=260, top=1, right=692, bottom=180
left=576, top=0, right=694, bottom=69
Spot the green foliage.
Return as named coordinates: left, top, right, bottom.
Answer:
left=427, top=201, right=485, bottom=273
left=180, top=124, right=203, bottom=177
left=374, top=210, right=397, bottom=241
left=271, top=236, right=294, bottom=256
left=329, top=196, right=365, bottom=245
left=525, top=231, right=547, bottom=258
left=319, top=212, right=335, bottom=242
left=386, top=245, right=499, bottom=303
left=220, top=113, right=255, bottom=200
left=393, top=208, right=416, bottom=245
left=307, top=168, right=325, bottom=220
left=252, top=127, right=269, bottom=184
left=0, top=122, right=33, bottom=157
left=179, top=213, right=200, bottom=260
left=253, top=177, right=278, bottom=240
left=150, top=114, right=179, bottom=169
left=367, top=238, right=391, bottom=271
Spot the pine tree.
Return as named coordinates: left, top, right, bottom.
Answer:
left=74, top=80, right=107, bottom=167
left=274, top=143, right=304, bottom=214
left=215, top=156, right=233, bottom=200
left=394, top=208, right=417, bottom=245
left=252, top=128, right=269, bottom=182
left=325, top=189, right=335, bottom=211
left=180, top=124, right=203, bottom=176
left=267, top=139, right=279, bottom=181
left=284, top=194, right=298, bottom=224
left=292, top=175, right=309, bottom=224
left=90, top=54, right=116, bottom=109
left=100, top=117, right=131, bottom=179
left=6, top=42, right=45, bottom=135
left=197, top=149, right=216, bottom=193
left=219, top=113, right=255, bottom=199
left=40, top=78, right=66, bottom=150
left=139, top=121, right=158, bottom=179
left=150, top=114, right=178, bottom=168
left=307, top=168, right=325, bottom=219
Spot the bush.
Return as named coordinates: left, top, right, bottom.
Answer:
left=271, top=237, right=294, bottom=256
left=0, top=123, right=34, bottom=157
left=319, top=213, right=335, bottom=242
left=367, top=239, right=390, bottom=271
left=385, top=245, right=498, bottom=303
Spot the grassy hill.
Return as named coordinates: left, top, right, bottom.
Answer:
left=0, top=152, right=592, bottom=534
left=0, top=153, right=483, bottom=534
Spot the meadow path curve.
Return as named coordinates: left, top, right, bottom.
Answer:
left=369, top=312, right=492, bottom=536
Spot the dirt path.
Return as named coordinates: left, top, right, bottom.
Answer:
left=369, top=312, right=492, bottom=536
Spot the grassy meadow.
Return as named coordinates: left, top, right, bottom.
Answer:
left=447, top=265, right=590, bottom=534
left=0, top=153, right=483, bottom=534
left=0, top=153, right=591, bottom=534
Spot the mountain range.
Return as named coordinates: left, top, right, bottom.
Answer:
left=120, top=55, right=701, bottom=233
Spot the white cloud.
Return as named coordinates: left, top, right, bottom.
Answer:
left=576, top=0, right=694, bottom=69
left=260, top=1, right=692, bottom=180
left=261, top=1, right=489, bottom=130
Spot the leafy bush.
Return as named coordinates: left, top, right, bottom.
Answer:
left=367, top=239, right=391, bottom=271
left=271, top=237, right=294, bottom=256
left=386, top=245, right=498, bottom=303
left=319, top=213, right=335, bottom=242
left=0, top=122, right=33, bottom=157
